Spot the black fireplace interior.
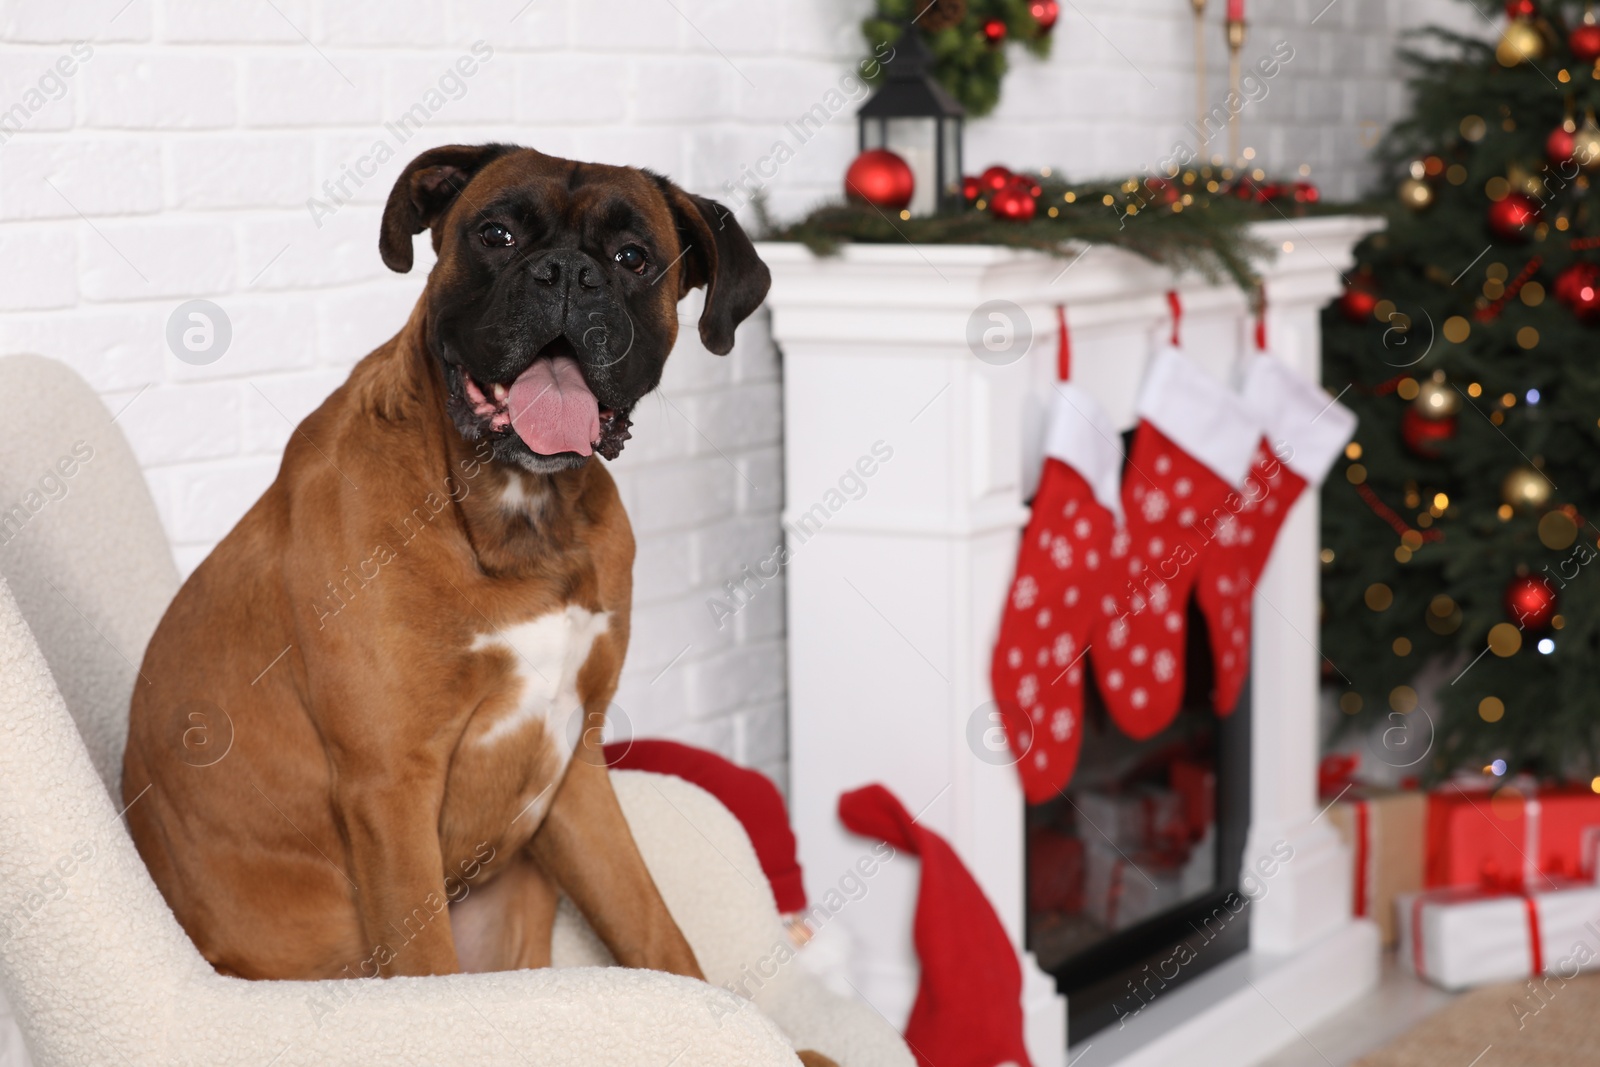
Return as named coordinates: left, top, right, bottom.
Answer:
left=1026, top=595, right=1253, bottom=1042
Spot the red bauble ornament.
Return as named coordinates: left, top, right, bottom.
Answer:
left=1339, top=286, right=1378, bottom=322
left=1505, top=574, right=1558, bottom=630
left=1487, top=193, right=1541, bottom=241
left=962, top=175, right=982, bottom=200
left=1029, top=0, right=1060, bottom=31
left=845, top=149, right=915, bottom=210
left=1231, top=179, right=1270, bottom=202
left=991, top=182, right=1037, bottom=222
left=1292, top=180, right=1321, bottom=204
left=979, top=165, right=1014, bottom=193
left=1401, top=407, right=1457, bottom=457
left=1143, top=177, right=1181, bottom=205
left=1505, top=0, right=1535, bottom=15
left=1554, top=262, right=1600, bottom=320
left=1572, top=24, right=1600, bottom=62
left=1548, top=124, right=1577, bottom=165
left=983, top=18, right=1007, bottom=44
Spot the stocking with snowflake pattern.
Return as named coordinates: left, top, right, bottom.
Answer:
left=990, top=382, right=1123, bottom=803
left=1089, top=346, right=1261, bottom=740
left=1195, top=354, right=1356, bottom=714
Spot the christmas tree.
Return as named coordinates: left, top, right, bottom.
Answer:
left=1321, top=0, right=1600, bottom=782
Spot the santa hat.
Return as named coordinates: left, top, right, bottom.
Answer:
left=606, top=739, right=806, bottom=913
left=839, top=784, right=1033, bottom=1067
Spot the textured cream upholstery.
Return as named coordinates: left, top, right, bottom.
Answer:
left=0, top=355, right=913, bottom=1067
left=0, top=354, right=180, bottom=800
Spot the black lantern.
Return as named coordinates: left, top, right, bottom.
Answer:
left=857, top=27, right=966, bottom=216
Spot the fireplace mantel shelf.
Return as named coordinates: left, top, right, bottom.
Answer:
left=759, top=217, right=1372, bottom=326
left=760, top=217, right=1381, bottom=1067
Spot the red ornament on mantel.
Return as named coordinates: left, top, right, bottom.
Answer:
left=845, top=149, right=915, bottom=211
left=1488, top=192, right=1542, bottom=241
left=1029, top=0, right=1060, bottom=32
left=983, top=18, right=1007, bottom=44
left=1144, top=177, right=1182, bottom=205
left=991, top=181, right=1037, bottom=221
left=1572, top=23, right=1600, bottom=63
left=1505, top=574, right=1558, bottom=631
left=1554, top=262, right=1600, bottom=319
left=979, top=165, right=1014, bottom=193
left=1505, top=0, right=1535, bottom=15
left=962, top=174, right=982, bottom=200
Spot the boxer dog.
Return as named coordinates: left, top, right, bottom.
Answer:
left=124, top=145, right=826, bottom=1057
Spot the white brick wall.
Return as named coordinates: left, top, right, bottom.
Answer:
left=0, top=0, right=1480, bottom=791
left=968, top=0, right=1481, bottom=201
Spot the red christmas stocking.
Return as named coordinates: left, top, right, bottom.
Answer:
left=991, top=383, right=1123, bottom=802
left=1090, top=346, right=1260, bottom=740
left=1196, top=355, right=1356, bottom=714
left=839, top=784, right=1033, bottom=1067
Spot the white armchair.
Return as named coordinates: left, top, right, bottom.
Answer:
left=0, top=354, right=912, bottom=1067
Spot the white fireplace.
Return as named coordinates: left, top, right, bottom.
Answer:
left=759, top=216, right=1384, bottom=1067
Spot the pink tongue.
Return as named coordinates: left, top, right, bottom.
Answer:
left=506, top=356, right=600, bottom=457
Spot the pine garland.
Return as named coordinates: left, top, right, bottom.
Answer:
left=863, top=0, right=1052, bottom=117
left=770, top=171, right=1338, bottom=293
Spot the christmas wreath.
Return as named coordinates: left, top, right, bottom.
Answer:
left=862, top=0, right=1058, bottom=117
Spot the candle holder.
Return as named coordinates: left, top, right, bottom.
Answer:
left=1226, top=17, right=1246, bottom=166
left=856, top=26, right=966, bottom=216
left=1191, top=0, right=1208, bottom=158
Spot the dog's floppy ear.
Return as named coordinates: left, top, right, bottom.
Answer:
left=656, top=180, right=771, bottom=356
left=380, top=143, right=514, bottom=273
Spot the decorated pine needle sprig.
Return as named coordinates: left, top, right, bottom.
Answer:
left=862, top=0, right=1058, bottom=118
left=772, top=166, right=1339, bottom=294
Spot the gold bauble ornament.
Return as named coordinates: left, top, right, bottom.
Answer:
left=1501, top=465, right=1553, bottom=511
left=1508, top=162, right=1545, bottom=197
left=1414, top=378, right=1462, bottom=419
left=1399, top=176, right=1435, bottom=210
left=1575, top=114, right=1600, bottom=171
left=1496, top=18, right=1545, bottom=66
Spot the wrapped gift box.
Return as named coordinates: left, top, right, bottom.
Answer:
left=1169, top=759, right=1216, bottom=842
left=1077, top=786, right=1186, bottom=853
left=1179, top=824, right=1216, bottom=899
left=1083, top=838, right=1185, bottom=931
left=1027, top=825, right=1085, bottom=915
left=1326, top=789, right=1425, bottom=946
left=1397, top=883, right=1600, bottom=991
left=1426, top=784, right=1600, bottom=889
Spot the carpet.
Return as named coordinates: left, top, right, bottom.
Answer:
left=1355, top=973, right=1600, bottom=1067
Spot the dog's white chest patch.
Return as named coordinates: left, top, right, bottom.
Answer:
left=471, top=606, right=609, bottom=753
left=497, top=474, right=545, bottom=519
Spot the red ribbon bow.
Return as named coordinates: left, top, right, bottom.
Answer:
left=1318, top=753, right=1361, bottom=798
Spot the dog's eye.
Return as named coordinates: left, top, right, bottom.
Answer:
left=480, top=224, right=515, bottom=248
left=613, top=245, right=649, bottom=275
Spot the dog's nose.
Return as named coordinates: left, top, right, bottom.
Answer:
left=529, top=250, right=605, bottom=291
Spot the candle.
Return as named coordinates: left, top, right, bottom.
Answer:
left=1227, top=0, right=1243, bottom=20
